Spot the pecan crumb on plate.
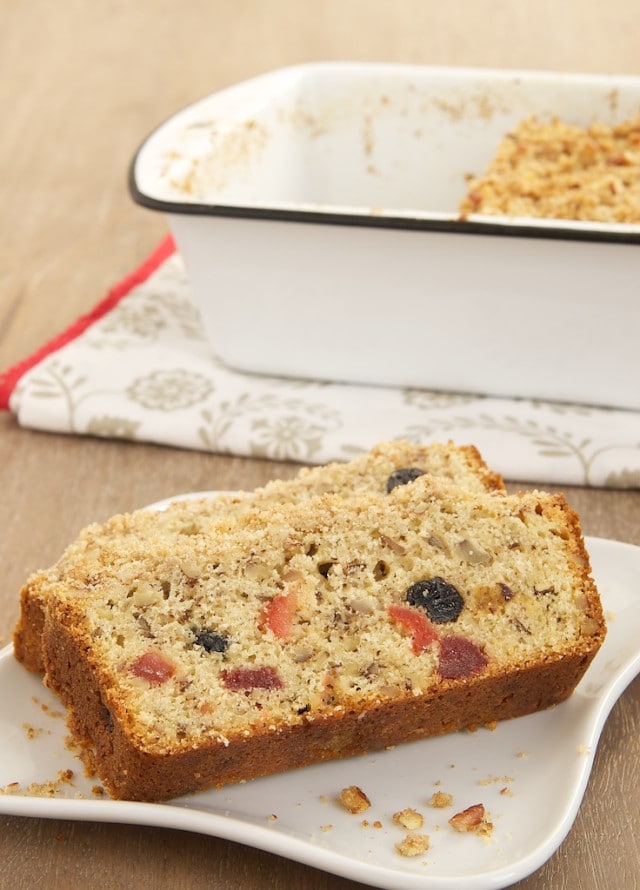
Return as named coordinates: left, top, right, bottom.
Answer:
left=449, top=803, right=493, bottom=836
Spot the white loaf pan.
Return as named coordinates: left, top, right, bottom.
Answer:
left=130, top=63, right=640, bottom=409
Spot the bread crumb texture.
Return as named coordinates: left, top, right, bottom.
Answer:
left=14, top=440, right=502, bottom=675
left=460, top=114, right=640, bottom=223
left=24, top=441, right=605, bottom=801
left=393, top=807, right=425, bottom=830
left=49, top=482, right=601, bottom=749
left=395, top=833, right=431, bottom=857
left=0, top=770, right=75, bottom=798
left=429, top=791, right=454, bottom=808
left=339, top=785, right=371, bottom=814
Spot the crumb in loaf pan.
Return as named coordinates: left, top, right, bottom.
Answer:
left=459, top=114, right=640, bottom=223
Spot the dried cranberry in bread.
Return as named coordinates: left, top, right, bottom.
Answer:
left=14, top=440, right=503, bottom=673
left=41, top=475, right=604, bottom=801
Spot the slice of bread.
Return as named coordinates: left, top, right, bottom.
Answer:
left=14, top=440, right=503, bottom=673
left=40, top=473, right=604, bottom=802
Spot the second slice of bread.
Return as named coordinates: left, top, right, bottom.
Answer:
left=15, top=440, right=503, bottom=672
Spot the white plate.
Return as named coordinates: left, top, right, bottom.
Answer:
left=1, top=528, right=639, bottom=890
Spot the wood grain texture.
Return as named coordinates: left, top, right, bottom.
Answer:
left=0, top=1, right=638, bottom=888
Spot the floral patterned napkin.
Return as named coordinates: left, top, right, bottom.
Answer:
left=2, top=236, right=639, bottom=488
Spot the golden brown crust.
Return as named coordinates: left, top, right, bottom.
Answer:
left=43, top=605, right=600, bottom=801
left=13, top=581, right=48, bottom=673
left=451, top=443, right=504, bottom=492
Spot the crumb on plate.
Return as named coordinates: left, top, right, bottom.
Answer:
left=338, top=785, right=371, bottom=814
left=393, top=808, right=424, bottom=830
left=449, top=803, right=493, bottom=836
left=395, top=833, right=430, bottom=857
left=429, top=790, right=453, bottom=808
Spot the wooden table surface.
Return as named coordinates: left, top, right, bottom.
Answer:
left=1, top=2, right=638, bottom=888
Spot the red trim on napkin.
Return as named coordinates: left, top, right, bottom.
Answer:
left=0, top=235, right=176, bottom=410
